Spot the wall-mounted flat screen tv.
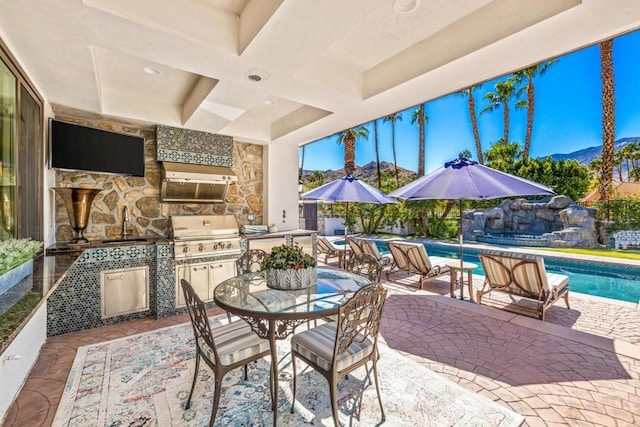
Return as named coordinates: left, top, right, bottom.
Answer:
left=48, top=118, right=145, bottom=177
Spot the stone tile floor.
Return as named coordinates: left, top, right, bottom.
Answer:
left=3, top=263, right=640, bottom=426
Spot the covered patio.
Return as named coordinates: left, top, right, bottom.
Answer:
left=5, top=258, right=640, bottom=426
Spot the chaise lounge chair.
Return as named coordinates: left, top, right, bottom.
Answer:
left=386, top=241, right=451, bottom=289
left=362, top=239, right=394, bottom=268
left=477, top=250, right=570, bottom=321
left=346, top=236, right=368, bottom=257
left=317, top=237, right=342, bottom=266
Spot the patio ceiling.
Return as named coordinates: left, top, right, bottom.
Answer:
left=1, top=0, right=640, bottom=146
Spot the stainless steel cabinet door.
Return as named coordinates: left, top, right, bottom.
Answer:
left=176, top=262, right=210, bottom=307
left=100, top=266, right=149, bottom=319
left=207, top=259, right=237, bottom=300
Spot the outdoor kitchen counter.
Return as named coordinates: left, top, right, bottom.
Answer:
left=241, top=228, right=317, bottom=240
left=242, top=229, right=317, bottom=257
left=44, top=239, right=176, bottom=336
left=45, top=237, right=171, bottom=255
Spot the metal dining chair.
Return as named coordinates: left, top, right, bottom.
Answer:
left=346, top=252, right=384, bottom=282
left=181, top=279, right=271, bottom=427
left=289, top=282, right=388, bottom=426
left=236, top=249, right=267, bottom=275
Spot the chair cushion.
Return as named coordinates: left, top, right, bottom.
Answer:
left=197, top=320, right=269, bottom=366
left=291, top=322, right=374, bottom=372
left=318, top=237, right=338, bottom=255
left=364, top=240, right=393, bottom=265
left=547, top=272, right=569, bottom=292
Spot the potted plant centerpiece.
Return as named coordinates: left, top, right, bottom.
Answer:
left=260, top=242, right=317, bottom=290
left=0, top=238, right=43, bottom=295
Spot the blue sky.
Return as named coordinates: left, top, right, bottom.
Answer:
left=301, top=29, right=640, bottom=174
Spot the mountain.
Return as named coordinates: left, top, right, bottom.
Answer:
left=301, top=137, right=639, bottom=185
left=548, top=137, right=638, bottom=165
left=300, top=161, right=416, bottom=184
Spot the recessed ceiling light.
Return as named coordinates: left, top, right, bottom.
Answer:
left=392, top=0, right=419, bottom=14
left=247, top=68, right=269, bottom=82
left=142, top=66, right=161, bottom=75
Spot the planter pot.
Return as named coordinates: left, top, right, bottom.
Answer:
left=265, top=267, right=317, bottom=290
left=0, top=258, right=33, bottom=296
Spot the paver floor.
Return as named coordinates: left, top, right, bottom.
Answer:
left=3, top=264, right=640, bottom=426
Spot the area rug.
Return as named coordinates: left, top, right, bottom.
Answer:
left=53, top=316, right=524, bottom=426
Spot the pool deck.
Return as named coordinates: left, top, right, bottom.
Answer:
left=4, top=246, right=640, bottom=426
left=379, top=274, right=640, bottom=426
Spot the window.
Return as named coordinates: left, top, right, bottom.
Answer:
left=0, top=38, right=43, bottom=240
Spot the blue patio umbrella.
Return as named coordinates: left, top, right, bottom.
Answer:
left=301, top=174, right=396, bottom=237
left=388, top=157, right=555, bottom=299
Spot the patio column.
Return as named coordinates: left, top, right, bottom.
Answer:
left=264, top=143, right=299, bottom=231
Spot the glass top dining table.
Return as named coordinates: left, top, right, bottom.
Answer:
left=213, top=267, right=371, bottom=425
left=214, top=268, right=370, bottom=320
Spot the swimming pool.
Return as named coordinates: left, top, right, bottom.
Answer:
left=333, top=239, right=640, bottom=303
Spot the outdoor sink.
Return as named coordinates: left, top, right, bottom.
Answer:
left=101, top=237, right=149, bottom=244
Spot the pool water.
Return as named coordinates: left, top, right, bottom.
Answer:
left=334, top=239, right=640, bottom=303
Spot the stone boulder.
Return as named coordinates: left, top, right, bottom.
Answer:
left=484, top=207, right=505, bottom=230
left=559, top=206, right=592, bottom=227
left=467, top=195, right=598, bottom=248
left=548, top=195, right=573, bottom=210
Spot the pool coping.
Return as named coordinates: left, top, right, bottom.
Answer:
left=361, top=235, right=640, bottom=269
left=337, top=235, right=640, bottom=304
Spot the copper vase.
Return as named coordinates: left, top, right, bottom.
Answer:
left=53, top=187, right=102, bottom=244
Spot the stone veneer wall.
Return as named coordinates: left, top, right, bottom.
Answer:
left=53, top=111, right=263, bottom=242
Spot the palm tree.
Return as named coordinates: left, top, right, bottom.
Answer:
left=459, top=148, right=473, bottom=159
left=590, top=158, right=603, bottom=178
left=383, top=112, right=403, bottom=185
left=336, top=126, right=369, bottom=175
left=630, top=141, right=640, bottom=180
left=614, top=150, right=624, bottom=182
left=458, top=86, right=483, bottom=163
left=513, top=60, right=556, bottom=160
left=410, top=106, right=428, bottom=177
left=484, top=138, right=523, bottom=167
left=299, top=144, right=306, bottom=182
left=373, top=120, right=382, bottom=188
left=600, top=39, right=615, bottom=200
left=481, top=79, right=517, bottom=143
left=620, top=142, right=633, bottom=180
left=312, top=170, right=324, bottom=186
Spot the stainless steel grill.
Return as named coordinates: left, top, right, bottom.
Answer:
left=170, top=214, right=242, bottom=260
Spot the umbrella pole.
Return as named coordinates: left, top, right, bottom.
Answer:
left=344, top=202, right=349, bottom=268
left=459, top=199, right=464, bottom=300
left=344, top=202, right=349, bottom=239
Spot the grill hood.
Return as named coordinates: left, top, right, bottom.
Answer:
left=160, top=161, right=237, bottom=203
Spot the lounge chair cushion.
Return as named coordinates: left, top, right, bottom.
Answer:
left=364, top=240, right=393, bottom=266
left=318, top=237, right=337, bottom=254
left=477, top=250, right=570, bottom=320
left=479, top=249, right=568, bottom=297
left=346, top=237, right=368, bottom=257
left=387, top=241, right=450, bottom=276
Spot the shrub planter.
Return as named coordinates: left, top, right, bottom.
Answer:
left=265, top=267, right=317, bottom=290
left=0, top=258, right=33, bottom=297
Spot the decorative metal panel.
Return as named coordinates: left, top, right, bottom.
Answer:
left=156, top=124, right=233, bottom=166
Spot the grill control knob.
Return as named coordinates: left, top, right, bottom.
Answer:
left=213, top=243, right=219, bottom=250
left=182, top=247, right=189, bottom=253
left=198, top=245, right=204, bottom=252
left=226, top=242, right=232, bottom=249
